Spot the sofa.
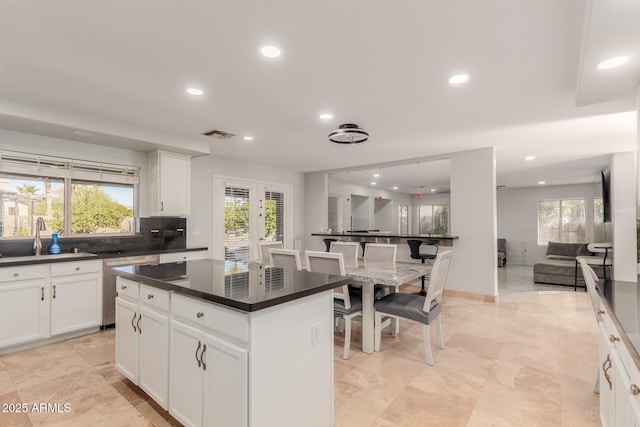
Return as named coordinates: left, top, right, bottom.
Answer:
left=533, top=241, right=610, bottom=286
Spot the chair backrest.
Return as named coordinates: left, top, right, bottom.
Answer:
left=407, top=240, right=423, bottom=259
left=269, top=249, right=302, bottom=270
left=578, top=258, right=603, bottom=319
left=423, top=250, right=452, bottom=313
left=330, top=241, right=359, bottom=268
left=587, top=242, right=612, bottom=255
left=259, top=241, right=283, bottom=261
left=305, top=251, right=351, bottom=309
left=364, top=243, right=397, bottom=263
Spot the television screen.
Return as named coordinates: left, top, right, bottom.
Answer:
left=602, top=169, right=611, bottom=222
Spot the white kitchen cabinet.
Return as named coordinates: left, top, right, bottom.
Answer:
left=115, top=296, right=140, bottom=383
left=115, top=278, right=171, bottom=410
left=149, top=150, right=191, bottom=216
left=50, top=260, right=102, bottom=335
left=169, top=318, right=248, bottom=427
left=0, top=265, right=49, bottom=348
left=159, top=250, right=207, bottom=264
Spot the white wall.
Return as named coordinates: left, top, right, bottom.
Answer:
left=0, top=129, right=150, bottom=216
left=497, top=183, right=598, bottom=266
left=327, top=179, right=415, bottom=233
left=611, top=152, right=637, bottom=281
left=448, top=148, right=497, bottom=298
left=190, top=154, right=305, bottom=256
left=304, top=172, right=328, bottom=252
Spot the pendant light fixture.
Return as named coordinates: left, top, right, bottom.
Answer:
left=328, top=124, right=369, bottom=144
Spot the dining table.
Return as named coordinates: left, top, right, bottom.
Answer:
left=345, top=261, right=433, bottom=353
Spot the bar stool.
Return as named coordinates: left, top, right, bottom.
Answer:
left=407, top=239, right=438, bottom=296
left=322, top=238, right=339, bottom=252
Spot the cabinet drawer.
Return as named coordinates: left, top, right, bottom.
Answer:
left=160, top=251, right=206, bottom=264
left=140, top=284, right=170, bottom=311
left=0, top=264, right=48, bottom=282
left=171, top=294, right=248, bottom=342
left=51, top=260, right=102, bottom=277
left=116, top=277, right=140, bottom=300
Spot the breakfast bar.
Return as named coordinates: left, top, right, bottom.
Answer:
left=113, top=259, right=349, bottom=427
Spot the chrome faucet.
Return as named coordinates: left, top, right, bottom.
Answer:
left=34, top=217, right=46, bottom=256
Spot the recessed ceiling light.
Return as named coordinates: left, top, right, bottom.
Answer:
left=595, top=56, right=629, bottom=70
left=72, top=130, right=93, bottom=136
left=243, top=136, right=254, bottom=141
left=392, top=186, right=398, bottom=190
left=538, top=181, right=546, bottom=185
left=186, top=87, right=204, bottom=96
left=448, top=74, right=469, bottom=85
left=373, top=173, right=380, bottom=178
left=430, top=188, right=437, bottom=192
left=525, top=156, right=536, bottom=161
left=260, top=45, right=281, bottom=58
left=370, top=182, right=376, bottom=185
left=319, top=113, right=333, bottom=120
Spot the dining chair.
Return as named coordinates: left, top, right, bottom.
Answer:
left=259, top=241, right=283, bottom=262
left=364, top=243, right=398, bottom=299
left=374, top=250, right=452, bottom=365
left=330, top=241, right=359, bottom=268
left=574, top=242, right=612, bottom=291
left=407, top=239, right=439, bottom=296
left=305, top=251, right=362, bottom=360
left=578, top=258, right=605, bottom=393
left=269, top=248, right=302, bottom=270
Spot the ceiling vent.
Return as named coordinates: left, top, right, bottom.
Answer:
left=202, top=129, right=236, bottom=140
left=328, top=123, right=369, bottom=144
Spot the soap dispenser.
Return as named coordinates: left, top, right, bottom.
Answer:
left=48, top=233, right=61, bottom=255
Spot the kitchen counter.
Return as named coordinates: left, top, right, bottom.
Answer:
left=0, top=246, right=208, bottom=267
left=600, top=279, right=640, bottom=367
left=311, top=232, right=458, bottom=247
left=113, top=258, right=350, bottom=312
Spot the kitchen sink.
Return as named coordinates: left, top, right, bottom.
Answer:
left=0, top=252, right=98, bottom=264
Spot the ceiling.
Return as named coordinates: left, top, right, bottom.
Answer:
left=0, top=0, right=638, bottom=189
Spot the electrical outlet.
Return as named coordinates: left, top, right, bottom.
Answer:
left=192, top=228, right=200, bottom=236
left=311, top=323, right=320, bottom=346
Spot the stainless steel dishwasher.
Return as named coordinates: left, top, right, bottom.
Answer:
left=102, top=254, right=160, bottom=328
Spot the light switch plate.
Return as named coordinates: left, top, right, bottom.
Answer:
left=311, top=322, right=320, bottom=346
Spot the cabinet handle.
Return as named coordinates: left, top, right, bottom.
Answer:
left=131, top=312, right=137, bottom=333
left=632, top=384, right=640, bottom=396
left=597, top=310, right=605, bottom=315
left=602, top=354, right=613, bottom=390
left=161, top=201, right=164, bottom=212
left=137, top=314, right=142, bottom=334
left=200, top=344, right=207, bottom=371
left=121, top=285, right=127, bottom=290
left=195, top=341, right=202, bottom=368
left=196, top=312, right=204, bottom=319
left=147, top=294, right=154, bottom=300
left=75, top=267, right=80, bottom=271
left=609, top=335, right=620, bottom=343
left=41, top=286, right=44, bottom=301
left=13, top=272, right=19, bottom=277
left=52, top=285, right=56, bottom=299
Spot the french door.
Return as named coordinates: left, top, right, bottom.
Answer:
left=214, top=176, right=292, bottom=261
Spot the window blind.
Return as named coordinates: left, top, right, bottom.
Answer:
left=265, top=190, right=285, bottom=243
left=225, top=186, right=252, bottom=262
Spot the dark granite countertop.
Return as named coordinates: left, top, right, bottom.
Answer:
left=600, top=279, right=640, bottom=367
left=311, top=232, right=458, bottom=240
left=0, top=246, right=208, bottom=267
left=113, top=259, right=350, bottom=312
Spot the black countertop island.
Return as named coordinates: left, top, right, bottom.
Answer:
left=113, top=258, right=350, bottom=312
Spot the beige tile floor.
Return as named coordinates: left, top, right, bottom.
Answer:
left=0, top=266, right=600, bottom=426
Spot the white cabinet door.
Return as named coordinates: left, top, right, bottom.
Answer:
left=115, top=297, right=139, bottom=383
left=150, top=151, right=191, bottom=216
left=203, top=333, right=248, bottom=427
left=50, top=273, right=101, bottom=335
left=139, top=305, right=170, bottom=410
left=0, top=280, right=49, bottom=348
left=170, top=319, right=204, bottom=427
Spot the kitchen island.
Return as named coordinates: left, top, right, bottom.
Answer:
left=113, top=259, right=349, bottom=427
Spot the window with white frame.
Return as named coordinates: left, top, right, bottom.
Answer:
left=0, top=151, right=138, bottom=238
left=418, top=205, right=448, bottom=234
left=537, top=198, right=586, bottom=245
